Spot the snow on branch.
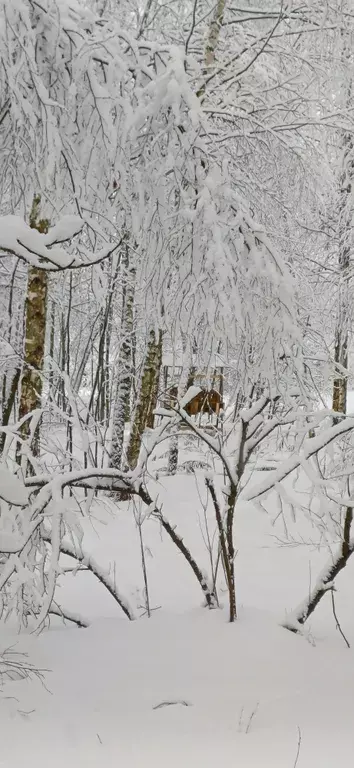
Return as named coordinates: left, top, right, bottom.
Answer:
left=0, top=464, right=29, bottom=506
left=243, top=416, right=354, bottom=502
left=0, top=215, right=121, bottom=271
left=24, top=467, right=142, bottom=496
left=0, top=462, right=140, bottom=625
left=41, top=530, right=135, bottom=621
left=49, top=604, right=90, bottom=629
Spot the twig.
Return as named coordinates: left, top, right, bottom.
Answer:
left=49, top=604, right=90, bottom=629
left=42, top=532, right=135, bottom=620
left=134, top=500, right=151, bottom=618
left=0, top=645, right=49, bottom=690
left=245, top=701, right=259, bottom=734
left=153, top=700, right=191, bottom=710
left=330, top=588, right=350, bottom=648
left=205, top=477, right=229, bottom=593
left=293, top=726, right=302, bottom=768
left=185, top=0, right=199, bottom=55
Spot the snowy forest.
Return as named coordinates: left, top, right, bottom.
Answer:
left=1, top=0, right=354, bottom=765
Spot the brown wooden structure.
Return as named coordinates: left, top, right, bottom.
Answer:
left=164, top=386, right=223, bottom=416
left=161, top=355, right=224, bottom=421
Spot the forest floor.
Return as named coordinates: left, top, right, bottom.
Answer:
left=2, top=467, right=354, bottom=767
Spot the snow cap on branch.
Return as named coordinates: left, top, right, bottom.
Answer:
left=0, top=215, right=119, bottom=270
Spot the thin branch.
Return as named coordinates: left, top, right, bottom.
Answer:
left=330, top=588, right=350, bottom=649
left=185, top=0, right=199, bottom=55
left=49, top=604, right=90, bottom=628
left=153, top=508, right=217, bottom=608
left=293, top=727, right=302, bottom=768
left=205, top=477, right=230, bottom=592
left=42, top=532, right=135, bottom=621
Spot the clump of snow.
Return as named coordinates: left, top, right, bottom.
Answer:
left=0, top=464, right=28, bottom=506
left=179, top=386, right=202, bottom=409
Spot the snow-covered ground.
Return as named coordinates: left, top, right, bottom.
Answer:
left=2, top=472, right=354, bottom=767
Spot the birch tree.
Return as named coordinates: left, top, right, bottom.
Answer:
left=110, top=244, right=136, bottom=469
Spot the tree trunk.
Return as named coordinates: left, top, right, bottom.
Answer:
left=204, top=0, right=227, bottom=68
left=126, top=328, right=162, bottom=469
left=146, top=329, right=163, bottom=429
left=48, top=298, right=55, bottom=401
left=111, top=246, right=135, bottom=469
left=225, top=483, right=237, bottom=622
left=168, top=434, right=179, bottom=475
left=18, top=195, right=50, bottom=457
left=197, top=0, right=227, bottom=98
left=167, top=359, right=195, bottom=475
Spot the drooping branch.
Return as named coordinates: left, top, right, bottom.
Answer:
left=24, top=468, right=139, bottom=495
left=243, top=416, right=354, bottom=503
left=205, top=478, right=229, bottom=590
left=285, top=507, right=354, bottom=631
left=49, top=603, right=90, bottom=629
left=152, top=508, right=217, bottom=609
left=0, top=215, right=122, bottom=271
left=42, top=531, right=135, bottom=621
left=25, top=468, right=217, bottom=611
